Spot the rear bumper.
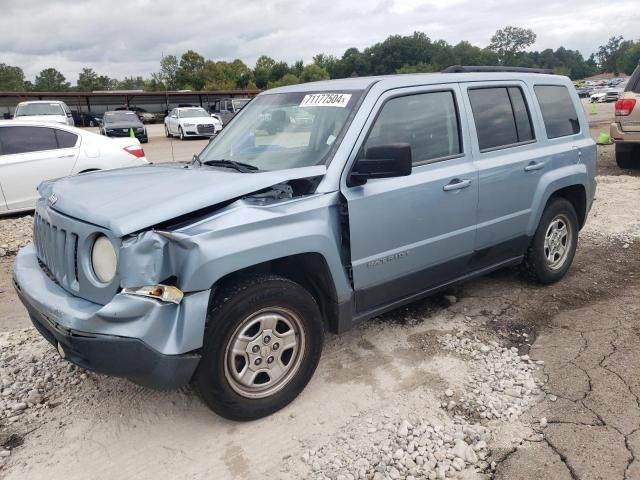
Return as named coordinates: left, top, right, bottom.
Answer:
left=105, top=130, right=148, bottom=142
left=13, top=244, right=209, bottom=389
left=611, top=122, right=640, bottom=144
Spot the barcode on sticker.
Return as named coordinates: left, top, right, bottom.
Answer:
left=300, top=93, right=352, bottom=108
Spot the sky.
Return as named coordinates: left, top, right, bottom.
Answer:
left=0, top=0, right=638, bottom=82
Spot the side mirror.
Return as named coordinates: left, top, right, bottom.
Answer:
left=348, top=143, right=412, bottom=186
left=170, top=114, right=177, bottom=119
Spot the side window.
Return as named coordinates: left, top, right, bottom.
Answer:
left=55, top=129, right=78, bottom=148
left=363, top=91, right=462, bottom=166
left=468, top=87, right=535, bottom=151
left=534, top=85, right=580, bottom=138
left=0, top=126, right=58, bottom=155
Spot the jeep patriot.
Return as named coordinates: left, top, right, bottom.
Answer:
left=14, top=67, right=596, bottom=420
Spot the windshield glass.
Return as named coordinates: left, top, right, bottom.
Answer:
left=179, top=109, right=210, bottom=118
left=15, top=103, right=64, bottom=116
left=199, top=91, right=362, bottom=171
left=232, top=99, right=250, bottom=111
left=103, top=111, right=139, bottom=123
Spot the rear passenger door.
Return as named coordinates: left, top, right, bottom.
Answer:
left=0, top=126, right=79, bottom=211
left=343, top=85, right=479, bottom=313
left=463, top=82, right=543, bottom=262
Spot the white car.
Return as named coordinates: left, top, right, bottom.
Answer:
left=0, top=121, right=148, bottom=214
left=13, top=100, right=75, bottom=126
left=164, top=107, right=221, bottom=140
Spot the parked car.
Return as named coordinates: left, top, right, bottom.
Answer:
left=0, top=121, right=147, bottom=214
left=100, top=111, right=148, bottom=143
left=14, top=67, right=596, bottom=421
left=210, top=97, right=251, bottom=125
left=164, top=107, right=220, bottom=140
left=611, top=63, right=640, bottom=169
left=115, top=106, right=156, bottom=124
left=575, top=86, right=590, bottom=98
left=13, top=100, right=74, bottom=126
left=71, top=110, right=103, bottom=127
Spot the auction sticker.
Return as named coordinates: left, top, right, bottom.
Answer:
left=300, top=93, right=352, bottom=108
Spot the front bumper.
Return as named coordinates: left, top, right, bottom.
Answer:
left=13, top=244, right=210, bottom=389
left=105, top=129, right=147, bottom=142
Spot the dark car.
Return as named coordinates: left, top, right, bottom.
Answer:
left=100, top=111, right=148, bottom=143
left=575, top=86, right=590, bottom=98
left=115, top=106, right=156, bottom=124
left=71, top=111, right=103, bottom=127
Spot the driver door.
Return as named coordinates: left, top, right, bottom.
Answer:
left=342, top=85, right=479, bottom=314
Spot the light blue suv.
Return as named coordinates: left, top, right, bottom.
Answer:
left=14, top=66, right=596, bottom=420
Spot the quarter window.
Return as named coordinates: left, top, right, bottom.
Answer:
left=55, top=129, right=78, bottom=148
left=534, top=85, right=580, bottom=138
left=0, top=126, right=58, bottom=155
left=364, top=91, right=462, bottom=166
left=468, top=87, right=535, bottom=151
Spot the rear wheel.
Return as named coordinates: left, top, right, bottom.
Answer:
left=524, top=197, right=579, bottom=284
left=616, top=143, right=639, bottom=169
left=194, top=275, right=324, bottom=421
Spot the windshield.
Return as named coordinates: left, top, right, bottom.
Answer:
left=103, top=111, right=139, bottom=123
left=232, top=99, right=250, bottom=111
left=199, top=91, right=362, bottom=171
left=179, top=109, right=210, bottom=118
left=15, top=103, right=64, bottom=116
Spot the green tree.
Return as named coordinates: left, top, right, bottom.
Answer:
left=267, top=73, right=300, bottom=89
left=0, top=63, right=25, bottom=91
left=159, top=54, right=179, bottom=90
left=299, top=64, right=330, bottom=83
left=596, top=36, right=624, bottom=73
left=617, top=41, right=640, bottom=75
left=489, top=26, right=537, bottom=65
left=118, top=76, right=146, bottom=90
left=77, top=68, right=116, bottom=91
left=176, top=50, right=206, bottom=90
left=34, top=68, right=70, bottom=91
left=254, top=55, right=276, bottom=89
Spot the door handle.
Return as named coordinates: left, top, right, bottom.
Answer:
left=57, top=154, right=75, bottom=158
left=443, top=179, right=471, bottom=191
left=524, top=161, right=544, bottom=172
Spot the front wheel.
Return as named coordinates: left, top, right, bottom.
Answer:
left=179, top=127, right=185, bottom=141
left=164, top=125, right=170, bottom=138
left=194, top=275, right=324, bottom=421
left=523, top=197, right=579, bottom=284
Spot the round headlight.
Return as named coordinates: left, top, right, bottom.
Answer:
left=91, top=235, right=117, bottom=283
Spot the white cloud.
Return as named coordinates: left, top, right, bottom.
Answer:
left=0, top=0, right=638, bottom=82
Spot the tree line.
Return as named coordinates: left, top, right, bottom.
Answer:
left=1, top=27, right=639, bottom=93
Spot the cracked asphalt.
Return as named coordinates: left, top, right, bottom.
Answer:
left=494, top=282, right=640, bottom=479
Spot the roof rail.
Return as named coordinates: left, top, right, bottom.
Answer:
left=442, top=65, right=554, bottom=74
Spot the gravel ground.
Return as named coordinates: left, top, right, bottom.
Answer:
left=0, top=215, right=32, bottom=257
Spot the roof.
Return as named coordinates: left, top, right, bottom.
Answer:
left=16, top=99, right=67, bottom=104
left=265, top=71, right=564, bottom=95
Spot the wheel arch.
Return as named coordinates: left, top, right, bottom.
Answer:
left=209, top=252, right=344, bottom=334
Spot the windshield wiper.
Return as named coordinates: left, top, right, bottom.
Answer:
left=201, top=159, right=260, bottom=173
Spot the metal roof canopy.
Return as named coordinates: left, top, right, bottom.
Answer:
left=0, top=89, right=260, bottom=115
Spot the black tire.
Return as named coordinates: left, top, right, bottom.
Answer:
left=179, top=127, right=185, bottom=141
left=615, top=144, right=638, bottom=169
left=194, top=275, right=324, bottom=421
left=524, top=197, right=579, bottom=285
left=89, top=120, right=95, bottom=127
left=164, top=125, right=170, bottom=138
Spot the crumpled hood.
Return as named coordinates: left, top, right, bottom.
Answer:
left=38, top=163, right=326, bottom=237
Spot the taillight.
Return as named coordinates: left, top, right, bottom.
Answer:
left=615, top=98, right=636, bottom=116
left=123, top=145, right=145, bottom=158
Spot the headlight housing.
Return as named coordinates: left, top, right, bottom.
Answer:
left=91, top=235, right=117, bottom=283
left=183, top=123, right=195, bottom=127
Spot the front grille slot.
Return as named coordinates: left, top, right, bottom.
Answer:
left=197, top=124, right=214, bottom=134
left=34, top=211, right=79, bottom=291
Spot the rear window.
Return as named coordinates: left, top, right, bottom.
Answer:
left=534, top=85, right=580, bottom=139
left=468, top=87, right=535, bottom=151
left=626, top=65, right=640, bottom=93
